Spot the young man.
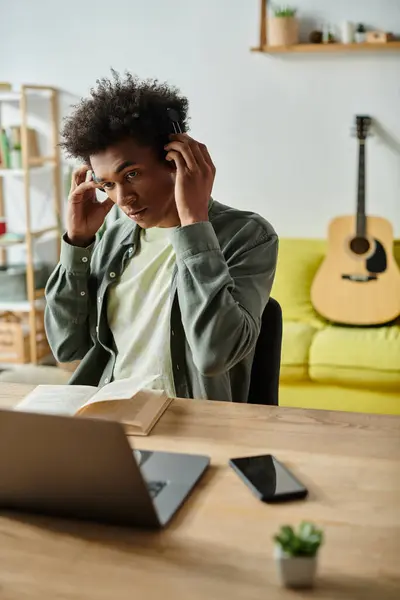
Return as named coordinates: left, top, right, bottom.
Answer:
left=45, top=71, right=278, bottom=402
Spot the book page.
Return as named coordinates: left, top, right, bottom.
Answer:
left=76, top=375, right=171, bottom=435
left=15, top=384, right=97, bottom=416
left=81, top=374, right=161, bottom=407
left=77, top=390, right=171, bottom=435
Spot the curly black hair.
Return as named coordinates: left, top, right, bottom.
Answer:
left=60, top=70, right=189, bottom=163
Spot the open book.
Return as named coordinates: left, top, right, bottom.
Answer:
left=15, top=376, right=172, bottom=436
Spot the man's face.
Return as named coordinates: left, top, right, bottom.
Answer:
left=90, top=138, right=179, bottom=228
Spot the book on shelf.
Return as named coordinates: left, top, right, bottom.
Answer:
left=0, top=129, right=10, bottom=168
left=0, top=126, right=40, bottom=168
left=15, top=376, right=172, bottom=436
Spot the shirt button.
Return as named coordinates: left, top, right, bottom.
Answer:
left=95, top=326, right=99, bottom=333
left=109, top=272, right=116, bottom=279
left=98, top=296, right=101, bottom=303
left=81, top=256, right=88, bottom=263
left=128, top=247, right=134, bottom=254
left=104, top=378, right=109, bottom=384
left=80, top=291, right=86, bottom=296
left=176, top=364, right=180, bottom=371
left=171, top=329, right=175, bottom=336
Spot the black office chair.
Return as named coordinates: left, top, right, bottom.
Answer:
left=248, top=297, right=282, bottom=406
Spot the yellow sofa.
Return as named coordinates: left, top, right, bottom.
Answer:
left=272, top=239, right=400, bottom=415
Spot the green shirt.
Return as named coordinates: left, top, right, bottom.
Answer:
left=45, top=199, right=278, bottom=403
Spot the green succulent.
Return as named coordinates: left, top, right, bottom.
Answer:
left=274, top=522, right=324, bottom=557
left=272, top=4, right=297, bottom=18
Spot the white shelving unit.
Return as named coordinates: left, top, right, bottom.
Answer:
left=0, top=85, right=62, bottom=363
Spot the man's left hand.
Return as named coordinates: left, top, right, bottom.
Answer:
left=165, top=134, right=216, bottom=227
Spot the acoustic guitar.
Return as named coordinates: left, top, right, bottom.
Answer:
left=311, top=115, right=400, bottom=326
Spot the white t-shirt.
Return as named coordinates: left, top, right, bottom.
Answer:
left=107, top=226, right=177, bottom=397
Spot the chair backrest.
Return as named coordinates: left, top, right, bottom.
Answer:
left=248, top=297, right=282, bottom=405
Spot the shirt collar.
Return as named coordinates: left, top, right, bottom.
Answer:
left=120, top=196, right=215, bottom=247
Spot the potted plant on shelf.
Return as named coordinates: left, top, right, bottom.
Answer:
left=268, top=4, right=299, bottom=46
left=10, top=143, right=22, bottom=169
left=273, top=521, right=324, bottom=588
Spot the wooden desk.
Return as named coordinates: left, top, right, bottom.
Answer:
left=0, top=383, right=399, bottom=599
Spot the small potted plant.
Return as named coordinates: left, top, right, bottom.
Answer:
left=273, top=521, right=324, bottom=588
left=268, top=4, right=299, bottom=46
left=9, top=143, right=22, bottom=169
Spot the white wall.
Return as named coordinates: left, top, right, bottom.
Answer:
left=1, top=0, right=400, bottom=238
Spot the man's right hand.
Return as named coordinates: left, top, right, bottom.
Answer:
left=66, top=165, right=114, bottom=247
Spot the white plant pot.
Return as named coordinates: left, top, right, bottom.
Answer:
left=10, top=150, right=22, bottom=169
left=274, top=545, right=317, bottom=588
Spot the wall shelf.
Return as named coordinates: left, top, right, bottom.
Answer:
left=252, top=41, right=400, bottom=54
left=252, top=0, right=400, bottom=55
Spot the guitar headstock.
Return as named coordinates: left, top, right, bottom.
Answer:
left=355, top=115, right=372, bottom=140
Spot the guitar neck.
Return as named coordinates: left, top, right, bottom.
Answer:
left=356, top=140, right=366, bottom=237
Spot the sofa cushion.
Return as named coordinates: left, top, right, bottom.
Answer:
left=280, top=321, right=317, bottom=382
left=280, top=383, right=400, bottom=415
left=272, top=239, right=326, bottom=328
left=309, top=325, right=400, bottom=391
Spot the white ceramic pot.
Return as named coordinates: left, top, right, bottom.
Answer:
left=341, top=21, right=354, bottom=44
left=274, top=545, right=317, bottom=588
left=10, top=149, right=22, bottom=169
left=268, top=17, right=299, bottom=46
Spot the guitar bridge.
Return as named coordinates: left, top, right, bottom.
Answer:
left=342, top=274, right=378, bottom=282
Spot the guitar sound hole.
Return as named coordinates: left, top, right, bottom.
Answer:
left=349, top=237, right=370, bottom=255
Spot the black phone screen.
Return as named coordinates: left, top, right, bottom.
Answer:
left=229, top=454, right=308, bottom=502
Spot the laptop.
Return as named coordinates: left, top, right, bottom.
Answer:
left=0, top=408, right=210, bottom=528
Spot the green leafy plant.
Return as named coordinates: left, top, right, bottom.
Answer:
left=274, top=522, right=323, bottom=557
left=12, top=143, right=22, bottom=151
left=272, top=4, right=297, bottom=18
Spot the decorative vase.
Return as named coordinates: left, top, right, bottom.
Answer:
left=274, top=545, right=317, bottom=588
left=268, top=17, right=299, bottom=46
left=341, top=21, right=354, bottom=44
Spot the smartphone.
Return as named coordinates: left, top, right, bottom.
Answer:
left=229, top=454, right=308, bottom=503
